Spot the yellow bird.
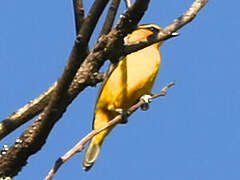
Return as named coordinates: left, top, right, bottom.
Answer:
left=83, top=24, right=165, bottom=170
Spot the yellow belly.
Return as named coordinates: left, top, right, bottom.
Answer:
left=93, top=44, right=161, bottom=144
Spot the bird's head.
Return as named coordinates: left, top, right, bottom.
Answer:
left=126, top=24, right=178, bottom=48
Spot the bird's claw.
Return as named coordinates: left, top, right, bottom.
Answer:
left=108, top=107, right=129, bottom=124
left=140, top=94, right=152, bottom=111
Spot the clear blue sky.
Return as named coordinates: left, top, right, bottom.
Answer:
left=0, top=0, right=239, bottom=179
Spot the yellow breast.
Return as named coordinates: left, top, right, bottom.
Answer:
left=97, top=45, right=161, bottom=110
left=93, top=27, right=162, bottom=142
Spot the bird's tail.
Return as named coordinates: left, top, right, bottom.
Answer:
left=82, top=126, right=113, bottom=170
left=82, top=138, right=101, bottom=171
left=83, top=111, right=114, bottom=170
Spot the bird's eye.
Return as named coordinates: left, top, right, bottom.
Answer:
left=148, top=27, right=158, bottom=33
left=149, top=27, right=155, bottom=31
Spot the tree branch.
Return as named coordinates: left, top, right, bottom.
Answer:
left=124, top=0, right=208, bottom=55
left=0, top=82, right=56, bottom=140
left=0, top=0, right=149, bottom=177
left=0, top=0, right=150, bottom=141
left=0, top=0, right=110, bottom=177
left=0, top=73, right=105, bottom=141
left=124, top=0, right=133, bottom=8
left=44, top=81, right=175, bottom=180
left=72, top=0, right=85, bottom=35
left=0, top=0, right=208, bottom=177
left=0, top=0, right=208, bottom=143
left=98, top=0, right=121, bottom=37
left=0, top=0, right=148, bottom=142
left=43, top=0, right=111, bottom=132
left=0, top=0, right=111, bottom=142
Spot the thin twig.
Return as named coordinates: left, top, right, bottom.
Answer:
left=44, top=0, right=111, bottom=118
left=98, top=0, right=121, bottom=37
left=0, top=0, right=110, bottom=177
left=72, top=0, right=85, bottom=35
left=0, top=73, right=105, bottom=141
left=0, top=0, right=208, bottom=176
left=124, top=0, right=208, bottom=55
left=124, top=0, right=132, bottom=8
left=44, top=81, right=175, bottom=180
left=0, top=0, right=151, bottom=177
left=0, top=0, right=149, bottom=142
left=0, top=0, right=207, bottom=143
left=0, top=0, right=110, bottom=142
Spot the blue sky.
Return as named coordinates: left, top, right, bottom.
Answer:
left=0, top=0, right=240, bottom=179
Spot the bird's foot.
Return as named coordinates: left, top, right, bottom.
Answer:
left=140, top=94, right=152, bottom=111
left=108, top=106, right=129, bottom=124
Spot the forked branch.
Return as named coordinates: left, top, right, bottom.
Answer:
left=44, top=81, right=175, bottom=180
left=0, top=0, right=149, bottom=177
left=0, top=0, right=208, bottom=140
left=0, top=0, right=208, bottom=177
left=124, top=0, right=208, bottom=55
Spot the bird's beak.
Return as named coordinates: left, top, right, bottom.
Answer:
left=171, top=32, right=180, bottom=37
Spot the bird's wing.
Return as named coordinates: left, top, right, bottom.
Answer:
left=92, top=61, right=118, bottom=128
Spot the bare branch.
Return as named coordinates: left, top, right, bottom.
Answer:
left=0, top=73, right=105, bottom=141
left=0, top=82, right=56, bottom=140
left=0, top=0, right=149, bottom=177
left=45, top=81, right=175, bottom=180
left=0, top=0, right=208, bottom=176
left=124, top=0, right=208, bottom=55
left=0, top=0, right=208, bottom=143
left=0, top=0, right=149, bottom=142
left=0, top=0, right=208, bottom=144
left=164, top=0, right=208, bottom=32
left=37, top=0, right=111, bottom=147
left=0, top=0, right=112, bottom=142
left=99, top=0, right=121, bottom=37
left=0, top=0, right=110, bottom=177
left=124, top=0, right=133, bottom=8
left=0, top=0, right=150, bottom=141
left=72, top=0, right=85, bottom=35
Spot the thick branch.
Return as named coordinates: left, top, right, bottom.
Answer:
left=0, top=82, right=56, bottom=140
left=0, top=0, right=110, bottom=177
left=0, top=0, right=150, bottom=142
left=42, top=0, right=111, bottom=133
left=0, top=0, right=208, bottom=176
left=0, top=0, right=208, bottom=142
left=0, top=74, right=104, bottom=141
left=45, top=81, right=175, bottom=180
left=0, top=0, right=149, bottom=177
